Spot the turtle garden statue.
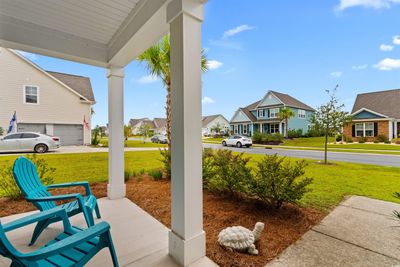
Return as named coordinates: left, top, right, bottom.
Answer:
left=218, top=222, right=265, bottom=255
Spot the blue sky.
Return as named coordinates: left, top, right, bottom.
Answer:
left=19, top=0, right=400, bottom=126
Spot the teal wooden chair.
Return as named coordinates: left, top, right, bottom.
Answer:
left=0, top=207, right=119, bottom=266
left=12, top=157, right=101, bottom=245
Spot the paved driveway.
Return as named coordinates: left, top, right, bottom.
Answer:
left=267, top=196, right=400, bottom=267
left=203, top=143, right=400, bottom=167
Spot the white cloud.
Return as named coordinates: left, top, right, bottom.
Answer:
left=352, top=64, right=368, bottom=70
left=16, top=50, right=39, bottom=61
left=207, top=60, right=223, bottom=70
left=202, top=96, right=215, bottom=104
left=330, top=71, right=343, bottom=77
left=136, top=75, right=158, bottom=84
left=223, top=25, right=255, bottom=38
left=393, top=35, right=400, bottom=45
left=374, top=58, right=400, bottom=70
left=380, top=44, right=394, bottom=51
left=335, top=0, right=400, bottom=11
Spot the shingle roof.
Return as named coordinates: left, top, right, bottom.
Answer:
left=202, top=115, right=220, bottom=127
left=129, top=118, right=149, bottom=127
left=154, top=118, right=166, bottom=128
left=240, top=108, right=257, bottom=122
left=269, top=91, right=315, bottom=111
left=352, top=89, right=400, bottom=119
left=46, top=71, right=95, bottom=102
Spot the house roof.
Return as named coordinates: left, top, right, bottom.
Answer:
left=129, top=118, right=148, bottom=127
left=46, top=71, right=95, bottom=102
left=268, top=91, right=315, bottom=111
left=240, top=108, right=257, bottom=122
left=351, top=89, right=400, bottom=119
left=202, top=115, right=220, bottom=127
left=154, top=118, right=166, bottom=128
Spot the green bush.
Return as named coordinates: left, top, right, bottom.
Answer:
left=159, top=149, right=171, bottom=179
left=336, top=134, right=342, bottom=142
left=377, top=134, right=389, bottom=143
left=204, top=149, right=252, bottom=195
left=202, top=148, right=215, bottom=186
left=124, top=169, right=133, bottom=182
left=148, top=169, right=163, bottom=181
left=373, top=140, right=379, bottom=143
left=0, top=126, right=3, bottom=136
left=252, top=131, right=262, bottom=143
left=384, top=140, right=391, bottom=144
left=91, top=128, right=100, bottom=145
left=358, top=136, right=366, bottom=144
left=26, top=154, right=56, bottom=186
left=288, top=129, right=303, bottom=138
left=249, top=155, right=313, bottom=208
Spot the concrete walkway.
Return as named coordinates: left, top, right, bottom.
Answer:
left=267, top=196, right=400, bottom=267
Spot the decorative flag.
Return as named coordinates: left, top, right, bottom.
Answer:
left=7, top=111, right=17, bottom=134
left=83, top=115, right=90, bottom=129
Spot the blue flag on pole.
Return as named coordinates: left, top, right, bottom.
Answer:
left=7, top=111, right=17, bottom=134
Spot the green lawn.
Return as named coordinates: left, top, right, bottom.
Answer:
left=98, top=139, right=166, bottom=148
left=1, top=151, right=399, bottom=212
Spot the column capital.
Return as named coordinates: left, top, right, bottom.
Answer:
left=107, top=66, right=124, bottom=78
left=167, top=0, right=206, bottom=24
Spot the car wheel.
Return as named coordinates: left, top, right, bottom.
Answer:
left=34, top=144, right=48, bottom=153
left=222, top=141, right=227, bottom=146
left=236, top=142, right=242, bottom=148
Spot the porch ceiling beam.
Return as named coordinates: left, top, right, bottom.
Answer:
left=0, top=14, right=108, bottom=67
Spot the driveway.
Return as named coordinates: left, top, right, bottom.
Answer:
left=203, top=143, right=400, bottom=167
left=267, top=196, right=400, bottom=267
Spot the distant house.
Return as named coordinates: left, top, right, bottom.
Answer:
left=0, top=48, right=95, bottom=145
left=344, top=89, right=400, bottom=142
left=129, top=118, right=154, bottom=135
left=230, top=90, right=315, bottom=136
left=202, top=115, right=230, bottom=136
left=154, top=118, right=167, bottom=135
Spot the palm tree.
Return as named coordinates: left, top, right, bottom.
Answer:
left=278, top=107, right=295, bottom=138
left=138, top=35, right=208, bottom=152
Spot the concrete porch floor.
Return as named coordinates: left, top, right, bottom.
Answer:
left=0, top=198, right=217, bottom=267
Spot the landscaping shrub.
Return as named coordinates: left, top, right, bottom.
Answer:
left=344, top=135, right=353, bottom=143
left=384, top=140, right=391, bottom=144
left=249, top=155, right=313, bottom=209
left=252, top=131, right=262, bottom=144
left=335, top=134, right=342, bottom=142
left=377, top=134, right=389, bottom=143
left=0, top=126, right=3, bottom=136
left=124, top=170, right=133, bottom=182
left=148, top=169, right=163, bottom=181
left=202, top=148, right=215, bottom=186
left=358, top=137, right=366, bottom=144
left=393, top=138, right=400, bottom=145
left=26, top=154, right=56, bottom=186
left=373, top=140, right=379, bottom=143
left=288, top=129, right=303, bottom=138
left=159, top=149, right=171, bottom=179
left=205, top=149, right=252, bottom=195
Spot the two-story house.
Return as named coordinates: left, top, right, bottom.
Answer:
left=344, top=89, right=399, bottom=142
left=0, top=48, right=95, bottom=145
left=230, top=91, right=315, bottom=136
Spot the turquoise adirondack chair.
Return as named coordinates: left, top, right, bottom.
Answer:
left=0, top=207, right=119, bottom=266
left=13, top=157, right=101, bottom=245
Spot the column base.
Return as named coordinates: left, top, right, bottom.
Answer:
left=168, top=230, right=206, bottom=266
left=107, top=184, right=126, bottom=199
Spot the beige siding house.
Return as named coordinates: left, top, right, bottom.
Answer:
left=0, top=48, right=95, bottom=145
left=202, top=114, right=230, bottom=136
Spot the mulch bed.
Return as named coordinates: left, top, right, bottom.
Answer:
left=0, top=178, right=325, bottom=267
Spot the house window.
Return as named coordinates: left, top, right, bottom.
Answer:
left=270, top=123, right=280, bottom=134
left=365, top=122, right=374, bottom=137
left=355, top=123, right=364, bottom=137
left=243, top=124, right=247, bottom=134
left=258, top=109, right=264, bottom=118
left=298, top=109, right=306, bottom=119
left=234, top=125, right=238, bottom=134
left=24, top=86, right=39, bottom=104
left=270, top=108, right=279, bottom=118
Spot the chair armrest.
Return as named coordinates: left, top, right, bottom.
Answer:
left=46, top=181, right=92, bottom=196
left=27, top=193, right=84, bottom=202
left=19, top=222, right=110, bottom=261
left=3, top=207, right=72, bottom=232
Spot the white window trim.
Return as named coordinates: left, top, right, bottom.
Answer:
left=298, top=109, right=306, bottom=119
left=270, top=123, right=280, bottom=134
left=270, top=108, right=279, bottom=118
left=365, top=122, right=374, bottom=137
left=355, top=122, right=374, bottom=137
left=258, top=109, right=264, bottom=118
left=23, top=85, right=40, bottom=105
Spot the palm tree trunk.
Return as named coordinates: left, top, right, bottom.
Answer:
left=166, top=82, right=172, bottom=153
left=285, top=118, right=289, bottom=138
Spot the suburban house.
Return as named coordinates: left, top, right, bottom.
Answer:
left=129, top=117, right=167, bottom=135
left=202, top=114, right=230, bottom=136
left=230, top=90, right=315, bottom=136
left=344, top=89, right=399, bottom=142
left=0, top=48, right=95, bottom=145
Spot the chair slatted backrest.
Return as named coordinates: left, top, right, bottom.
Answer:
left=13, top=157, right=56, bottom=211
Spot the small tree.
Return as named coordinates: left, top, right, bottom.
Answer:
left=138, top=124, right=152, bottom=143
left=312, top=85, right=351, bottom=164
left=210, top=123, right=222, bottom=134
left=278, top=107, right=295, bottom=138
left=124, top=125, right=132, bottom=141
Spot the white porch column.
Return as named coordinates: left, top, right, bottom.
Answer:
left=167, top=0, right=205, bottom=265
left=107, top=66, right=126, bottom=199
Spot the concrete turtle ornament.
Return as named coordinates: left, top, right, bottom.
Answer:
left=218, top=222, right=265, bottom=255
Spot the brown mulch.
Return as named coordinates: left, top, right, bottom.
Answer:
left=0, top=178, right=325, bottom=267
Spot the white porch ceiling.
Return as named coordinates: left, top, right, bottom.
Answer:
left=0, top=0, right=170, bottom=67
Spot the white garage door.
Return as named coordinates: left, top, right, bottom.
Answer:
left=53, top=124, right=84, bottom=146
left=17, top=123, right=46, bottom=134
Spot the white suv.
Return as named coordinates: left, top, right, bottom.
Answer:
left=0, top=132, right=61, bottom=153
left=222, top=135, right=252, bottom=148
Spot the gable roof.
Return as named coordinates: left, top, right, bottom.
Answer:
left=129, top=118, right=149, bottom=127
left=46, top=71, right=95, bottom=102
left=154, top=118, right=166, bottom=128
left=268, top=91, right=315, bottom=111
left=202, top=115, right=220, bottom=127
left=352, top=89, right=400, bottom=119
left=239, top=108, right=257, bottom=122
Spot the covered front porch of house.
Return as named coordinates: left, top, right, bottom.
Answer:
left=232, top=121, right=284, bottom=136
left=0, top=0, right=210, bottom=265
